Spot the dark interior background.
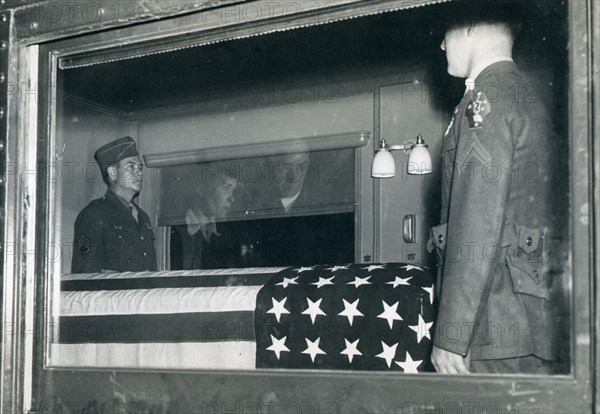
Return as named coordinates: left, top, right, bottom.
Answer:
left=58, top=1, right=567, bottom=118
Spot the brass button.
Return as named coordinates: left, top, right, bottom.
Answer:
left=438, top=234, right=444, bottom=244
left=532, top=269, right=539, bottom=278
left=526, top=237, right=533, bottom=247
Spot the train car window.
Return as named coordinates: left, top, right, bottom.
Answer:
left=8, top=0, right=589, bottom=412
left=161, top=148, right=356, bottom=270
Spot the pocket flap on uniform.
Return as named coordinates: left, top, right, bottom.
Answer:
left=516, top=226, right=542, bottom=254
left=427, top=223, right=448, bottom=252
left=506, top=256, right=550, bottom=300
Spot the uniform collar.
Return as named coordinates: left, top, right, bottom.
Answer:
left=186, top=208, right=219, bottom=240
left=281, top=190, right=301, bottom=212
left=465, top=56, right=514, bottom=91
left=107, top=189, right=138, bottom=212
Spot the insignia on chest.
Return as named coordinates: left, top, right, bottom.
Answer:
left=466, top=91, right=491, bottom=129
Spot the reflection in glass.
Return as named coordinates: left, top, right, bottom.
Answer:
left=162, top=147, right=356, bottom=269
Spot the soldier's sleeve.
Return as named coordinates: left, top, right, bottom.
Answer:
left=433, top=90, right=530, bottom=355
left=71, top=208, right=105, bottom=273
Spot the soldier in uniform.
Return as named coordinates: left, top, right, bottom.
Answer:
left=429, top=2, right=559, bottom=374
left=71, top=136, right=157, bottom=273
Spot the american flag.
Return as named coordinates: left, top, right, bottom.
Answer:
left=255, top=263, right=435, bottom=372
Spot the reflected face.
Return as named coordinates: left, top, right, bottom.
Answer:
left=441, top=26, right=471, bottom=78
left=110, top=155, right=143, bottom=195
left=275, top=151, right=310, bottom=198
left=205, top=176, right=238, bottom=218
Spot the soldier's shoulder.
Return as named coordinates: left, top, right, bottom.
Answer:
left=76, top=195, right=112, bottom=219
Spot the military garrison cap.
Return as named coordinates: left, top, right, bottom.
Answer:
left=94, top=136, right=139, bottom=173
left=442, top=0, right=525, bottom=36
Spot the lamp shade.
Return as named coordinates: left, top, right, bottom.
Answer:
left=407, top=145, right=433, bottom=175
left=371, top=150, right=396, bottom=178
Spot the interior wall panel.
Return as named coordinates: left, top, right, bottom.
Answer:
left=56, top=99, right=136, bottom=273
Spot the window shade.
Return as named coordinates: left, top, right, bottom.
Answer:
left=158, top=147, right=357, bottom=226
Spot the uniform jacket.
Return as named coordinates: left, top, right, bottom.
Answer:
left=71, top=190, right=157, bottom=273
left=430, top=61, right=558, bottom=360
left=242, top=186, right=355, bottom=267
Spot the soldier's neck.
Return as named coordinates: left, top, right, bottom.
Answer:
left=110, top=186, right=136, bottom=204
left=467, top=43, right=513, bottom=79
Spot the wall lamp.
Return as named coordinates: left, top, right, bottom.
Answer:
left=371, top=133, right=432, bottom=178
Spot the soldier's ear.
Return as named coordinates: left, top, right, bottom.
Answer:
left=107, top=165, right=117, bottom=182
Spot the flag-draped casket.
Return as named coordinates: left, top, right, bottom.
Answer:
left=55, top=263, right=434, bottom=372
left=54, top=268, right=281, bottom=370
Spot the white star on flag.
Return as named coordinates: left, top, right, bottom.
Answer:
left=312, top=276, right=335, bottom=288
left=301, top=298, right=326, bottom=324
left=276, top=276, right=299, bottom=288
left=409, top=314, right=433, bottom=343
left=302, top=337, right=326, bottom=363
left=386, top=276, right=412, bottom=288
left=338, top=298, right=364, bottom=326
left=267, top=297, right=290, bottom=322
left=376, top=340, right=398, bottom=368
left=340, top=338, right=362, bottom=363
left=325, top=265, right=349, bottom=272
left=295, top=266, right=315, bottom=273
left=266, top=335, right=290, bottom=360
left=377, top=300, right=403, bottom=329
left=347, top=275, right=372, bottom=288
left=362, top=264, right=386, bottom=272
left=422, top=286, right=434, bottom=304
left=402, top=264, right=424, bottom=272
left=395, top=352, right=423, bottom=373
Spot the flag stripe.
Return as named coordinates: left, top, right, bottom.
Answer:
left=61, top=286, right=262, bottom=316
left=49, top=342, right=256, bottom=370
left=61, top=267, right=286, bottom=281
left=58, top=311, right=255, bottom=343
left=61, top=273, right=273, bottom=291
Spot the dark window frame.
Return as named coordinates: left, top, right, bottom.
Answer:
left=1, top=1, right=595, bottom=412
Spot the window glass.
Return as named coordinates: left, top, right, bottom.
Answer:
left=46, top=0, right=570, bottom=384
left=161, top=149, right=356, bottom=269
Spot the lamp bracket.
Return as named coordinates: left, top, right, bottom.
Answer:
left=376, top=134, right=426, bottom=154
left=377, top=139, right=413, bottom=154
left=386, top=141, right=414, bottom=153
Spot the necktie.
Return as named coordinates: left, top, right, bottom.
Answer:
left=203, top=221, right=218, bottom=241
left=129, top=203, right=139, bottom=222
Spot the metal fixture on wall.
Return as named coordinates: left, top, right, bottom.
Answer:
left=371, top=133, right=432, bottom=177
left=0, top=4, right=8, bottom=274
